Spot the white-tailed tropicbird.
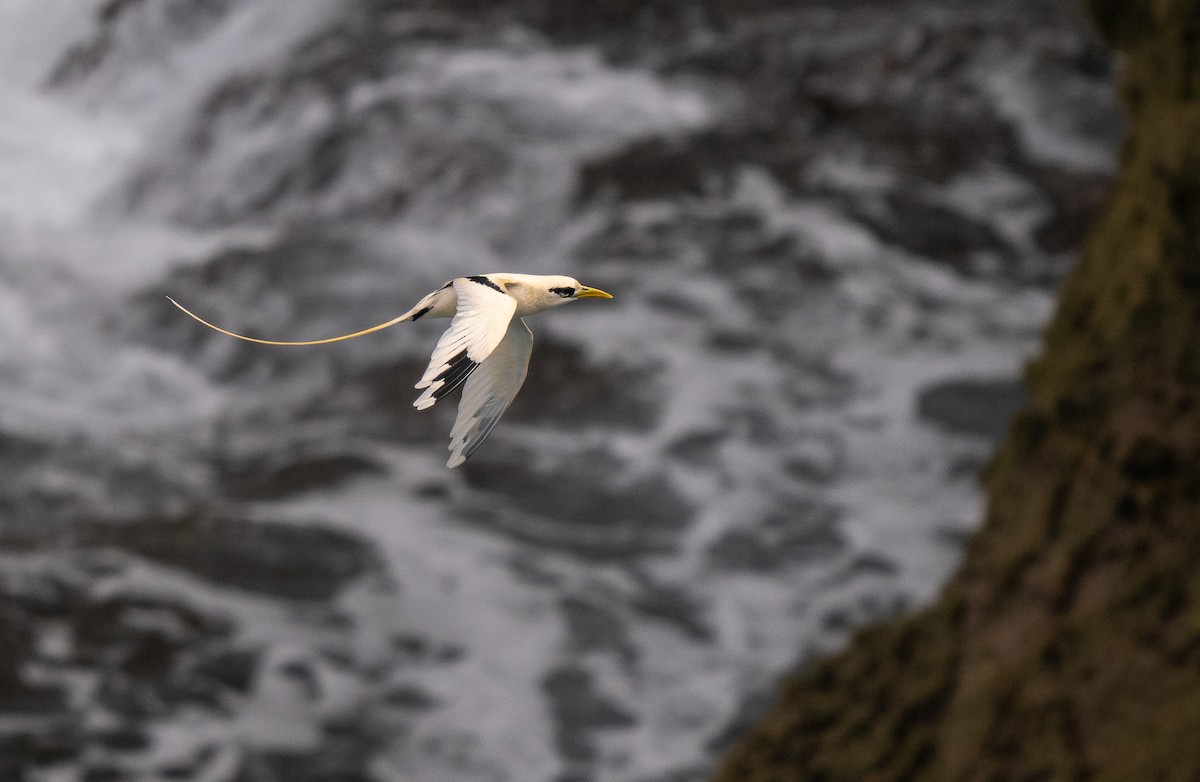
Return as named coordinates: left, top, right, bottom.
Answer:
left=168, top=273, right=613, bottom=467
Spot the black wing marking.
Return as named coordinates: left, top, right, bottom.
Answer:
left=429, top=349, right=479, bottom=401
left=413, top=277, right=518, bottom=410
left=467, top=275, right=505, bottom=294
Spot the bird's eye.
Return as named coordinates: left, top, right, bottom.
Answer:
left=549, top=286, right=575, bottom=298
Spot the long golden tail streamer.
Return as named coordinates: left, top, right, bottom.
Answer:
left=166, top=296, right=411, bottom=346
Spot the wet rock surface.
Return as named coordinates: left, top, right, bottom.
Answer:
left=506, top=338, right=661, bottom=431
left=218, top=452, right=388, bottom=501
left=705, top=502, right=845, bottom=573
left=0, top=530, right=429, bottom=782
left=542, top=666, right=637, bottom=764
left=916, top=377, right=1026, bottom=440
left=0, top=569, right=229, bottom=778
left=78, top=515, right=379, bottom=600
left=461, top=449, right=694, bottom=558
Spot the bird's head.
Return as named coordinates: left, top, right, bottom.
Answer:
left=548, top=276, right=613, bottom=303
left=506, top=275, right=613, bottom=309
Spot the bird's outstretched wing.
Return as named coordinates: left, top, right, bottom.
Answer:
left=414, top=276, right=517, bottom=410
left=446, top=318, right=533, bottom=468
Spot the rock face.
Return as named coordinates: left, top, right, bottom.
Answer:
left=714, top=2, right=1200, bottom=780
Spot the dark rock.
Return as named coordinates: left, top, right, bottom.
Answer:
left=666, top=429, right=729, bottom=467
left=234, top=726, right=378, bottom=782
left=505, top=339, right=661, bottom=431
left=575, top=203, right=784, bottom=276
left=136, top=235, right=406, bottom=380
left=782, top=434, right=846, bottom=484
left=819, top=607, right=856, bottom=634
left=572, top=210, right=690, bottom=267
left=381, top=684, right=438, bottom=711
left=1030, top=167, right=1115, bottom=255
left=461, top=449, right=694, bottom=558
left=69, top=595, right=229, bottom=715
left=0, top=684, right=69, bottom=717
left=235, top=753, right=373, bottom=782
left=80, top=515, right=377, bottom=601
left=1, top=568, right=262, bottom=741
left=848, top=192, right=1011, bottom=272
left=390, top=633, right=430, bottom=659
left=277, top=660, right=319, bottom=700
left=933, top=524, right=975, bottom=550
left=219, top=452, right=387, bottom=500
left=946, top=451, right=988, bottom=479
left=706, top=330, right=761, bottom=353
left=384, top=636, right=464, bottom=665
left=0, top=430, right=50, bottom=464
left=576, top=135, right=722, bottom=202
left=630, top=767, right=709, bottom=782
left=706, top=503, right=845, bottom=573
left=159, top=760, right=200, bottom=780
left=628, top=579, right=714, bottom=642
left=820, top=593, right=907, bottom=635
left=844, top=552, right=901, bottom=578
left=349, top=355, right=461, bottom=446
left=555, top=773, right=594, bottom=782
left=560, top=595, right=636, bottom=665
left=92, top=725, right=151, bottom=753
left=0, top=598, right=33, bottom=696
left=0, top=598, right=69, bottom=724
left=711, top=407, right=785, bottom=447
left=82, top=766, right=128, bottom=782
left=189, top=647, right=261, bottom=694
left=48, top=0, right=236, bottom=87
left=435, top=644, right=466, bottom=664
left=542, top=666, right=637, bottom=764
left=108, top=12, right=518, bottom=226
left=0, top=727, right=81, bottom=768
left=412, top=481, right=450, bottom=499
left=916, top=377, right=1025, bottom=441
left=781, top=361, right=856, bottom=409
left=1121, top=437, right=1179, bottom=482
left=435, top=0, right=705, bottom=60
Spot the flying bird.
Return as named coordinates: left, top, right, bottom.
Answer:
left=168, top=273, right=613, bottom=467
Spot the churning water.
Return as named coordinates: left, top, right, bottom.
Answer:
left=0, top=1, right=1118, bottom=780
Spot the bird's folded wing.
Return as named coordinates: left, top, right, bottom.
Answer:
left=446, top=318, right=533, bottom=468
left=414, top=277, right=517, bottom=410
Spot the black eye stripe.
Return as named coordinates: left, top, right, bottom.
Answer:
left=549, top=286, right=575, bottom=298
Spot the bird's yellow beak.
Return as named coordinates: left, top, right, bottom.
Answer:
left=575, top=286, right=613, bottom=299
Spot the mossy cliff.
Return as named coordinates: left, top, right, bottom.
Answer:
left=714, top=2, right=1200, bottom=780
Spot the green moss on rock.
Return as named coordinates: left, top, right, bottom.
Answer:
left=714, top=2, right=1200, bottom=780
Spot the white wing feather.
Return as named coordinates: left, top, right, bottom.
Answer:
left=413, top=277, right=517, bottom=410
left=446, top=318, right=533, bottom=468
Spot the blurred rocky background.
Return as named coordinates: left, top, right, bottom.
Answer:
left=717, top=1, right=1200, bottom=779
left=0, top=0, right=1121, bottom=780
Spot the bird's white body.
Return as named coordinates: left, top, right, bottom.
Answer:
left=168, top=273, right=612, bottom=468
